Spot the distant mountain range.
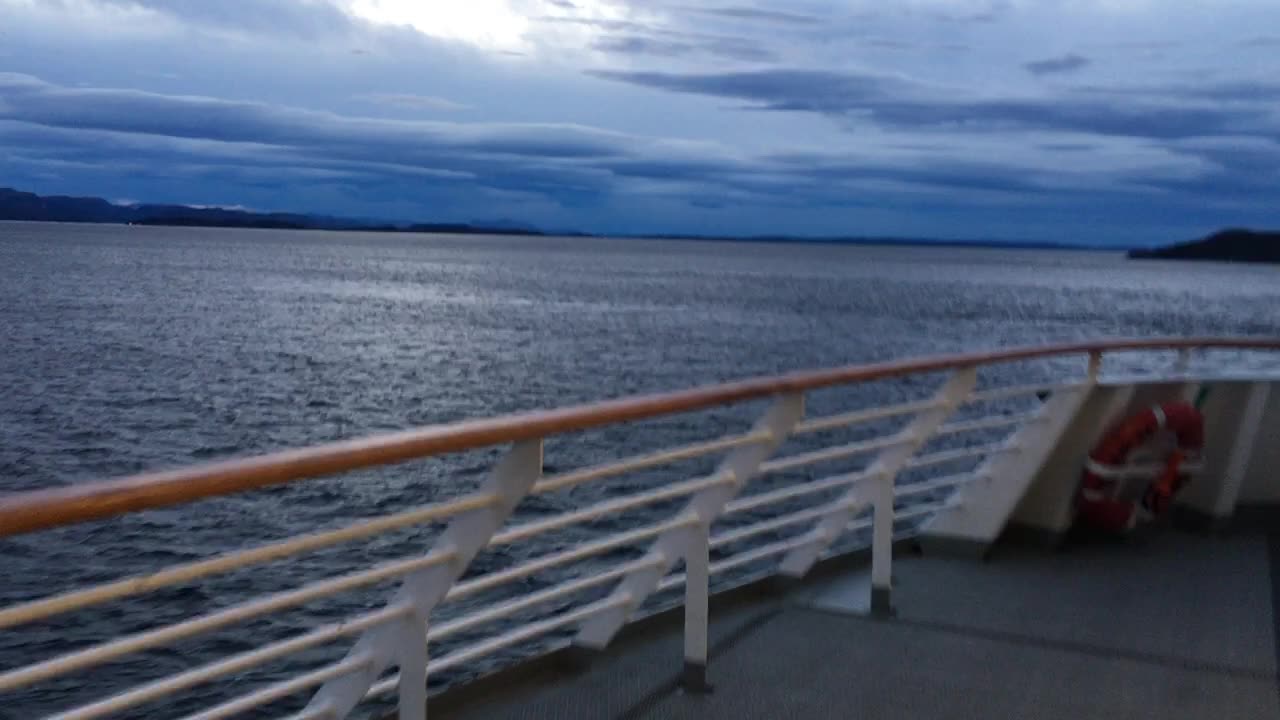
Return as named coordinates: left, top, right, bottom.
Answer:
left=0, top=187, right=545, bottom=236
left=1128, top=229, right=1280, bottom=264
left=4, top=186, right=1272, bottom=257
left=0, top=186, right=1099, bottom=248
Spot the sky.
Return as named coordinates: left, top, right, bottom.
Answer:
left=1, top=0, right=1278, bottom=244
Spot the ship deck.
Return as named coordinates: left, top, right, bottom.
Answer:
left=435, top=529, right=1280, bottom=719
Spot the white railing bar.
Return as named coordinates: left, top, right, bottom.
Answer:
left=904, top=442, right=1016, bottom=470
left=0, top=493, right=496, bottom=631
left=815, top=526, right=924, bottom=565
left=656, top=572, right=686, bottom=593
left=966, top=382, right=1075, bottom=404
left=760, top=434, right=909, bottom=474
left=670, top=507, right=962, bottom=591
left=490, top=471, right=734, bottom=546
left=657, top=554, right=787, bottom=595
left=445, top=514, right=697, bottom=602
left=48, top=605, right=413, bottom=720
left=533, top=431, right=771, bottom=494
left=709, top=532, right=820, bottom=575
left=276, top=707, right=333, bottom=720
left=793, top=399, right=939, bottom=435
left=175, top=653, right=375, bottom=720
left=661, top=516, right=876, bottom=593
left=430, top=555, right=663, bottom=641
left=0, top=548, right=455, bottom=692
left=846, top=515, right=874, bottom=533
left=895, top=499, right=956, bottom=523
left=570, top=391, right=802, bottom=652
left=365, top=674, right=402, bottom=703
left=936, top=412, right=1040, bottom=436
left=894, top=472, right=983, bottom=500
left=366, top=594, right=633, bottom=699
left=430, top=593, right=633, bottom=675
left=723, top=469, right=879, bottom=515
left=710, top=502, right=856, bottom=550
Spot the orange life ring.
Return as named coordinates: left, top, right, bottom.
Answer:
left=1077, top=401, right=1203, bottom=532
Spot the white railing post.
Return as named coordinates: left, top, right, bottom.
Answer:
left=680, top=517, right=711, bottom=692
left=299, top=440, right=543, bottom=720
left=1173, top=348, right=1192, bottom=376
left=397, top=614, right=427, bottom=720
left=1214, top=382, right=1271, bottom=519
left=572, top=393, right=804, bottom=654
left=777, top=368, right=977, bottom=615
left=868, top=470, right=895, bottom=614
left=924, top=351, right=1104, bottom=551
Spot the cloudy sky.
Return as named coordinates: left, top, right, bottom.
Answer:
left=2, top=0, right=1278, bottom=243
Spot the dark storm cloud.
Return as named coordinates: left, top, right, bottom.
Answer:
left=926, top=2, right=1009, bottom=24
left=1073, top=79, right=1280, bottom=102
left=765, top=151, right=1074, bottom=196
left=589, top=69, right=895, bottom=112
left=533, top=15, right=658, bottom=34
left=1024, top=54, right=1091, bottom=76
left=592, top=33, right=774, bottom=62
left=2, top=72, right=1269, bottom=231
left=1164, top=80, right=1280, bottom=102
left=1242, top=35, right=1280, bottom=48
left=684, top=6, right=822, bottom=25
left=0, top=72, right=1011, bottom=209
left=0, top=74, right=628, bottom=159
left=1162, top=136, right=1280, bottom=179
left=589, top=68, right=1278, bottom=140
left=0, top=74, right=645, bottom=207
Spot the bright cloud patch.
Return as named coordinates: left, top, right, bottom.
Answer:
left=346, top=0, right=532, bottom=50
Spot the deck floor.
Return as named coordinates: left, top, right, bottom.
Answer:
left=436, top=531, right=1280, bottom=719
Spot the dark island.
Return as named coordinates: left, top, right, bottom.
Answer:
left=1129, top=229, right=1280, bottom=264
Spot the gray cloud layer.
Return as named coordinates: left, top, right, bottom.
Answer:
left=592, top=33, right=774, bottom=61
left=589, top=68, right=1279, bottom=141
left=684, top=6, right=822, bottom=25
left=9, top=69, right=1274, bottom=219
left=0, top=71, right=1219, bottom=216
left=1024, top=53, right=1091, bottom=76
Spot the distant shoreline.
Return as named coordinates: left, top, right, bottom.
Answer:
left=0, top=218, right=1125, bottom=252
left=0, top=186, right=1120, bottom=251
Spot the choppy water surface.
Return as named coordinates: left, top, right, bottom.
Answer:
left=2, top=222, right=1278, bottom=717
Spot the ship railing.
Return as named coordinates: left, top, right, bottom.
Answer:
left=0, top=338, right=1277, bottom=720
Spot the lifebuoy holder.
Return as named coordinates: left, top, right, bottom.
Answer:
left=1077, top=401, right=1204, bottom=532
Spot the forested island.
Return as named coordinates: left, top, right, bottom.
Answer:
left=1129, top=229, right=1280, bottom=264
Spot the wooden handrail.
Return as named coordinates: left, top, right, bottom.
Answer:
left=1, top=337, right=1277, bottom=538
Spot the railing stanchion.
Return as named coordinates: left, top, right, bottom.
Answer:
left=398, top=615, right=427, bottom=720
left=300, top=440, right=544, bottom=720
left=572, top=393, right=804, bottom=654
left=1214, top=382, right=1271, bottom=519
left=778, top=368, right=977, bottom=603
left=680, top=516, right=712, bottom=692
left=869, top=471, right=895, bottom=616
left=1173, top=348, right=1192, bottom=376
